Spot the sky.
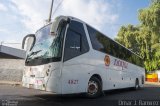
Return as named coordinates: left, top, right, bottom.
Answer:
left=0, top=0, right=150, bottom=49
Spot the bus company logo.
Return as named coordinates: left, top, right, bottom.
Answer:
left=114, top=59, right=128, bottom=70
left=104, top=55, right=110, bottom=66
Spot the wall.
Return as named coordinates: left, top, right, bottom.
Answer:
left=0, top=59, right=25, bottom=82
left=0, top=45, right=26, bottom=59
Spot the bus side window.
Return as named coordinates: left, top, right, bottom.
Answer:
left=63, top=21, right=89, bottom=61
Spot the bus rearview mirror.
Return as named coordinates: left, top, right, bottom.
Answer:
left=22, top=34, right=36, bottom=51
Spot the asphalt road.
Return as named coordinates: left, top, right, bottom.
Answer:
left=0, top=84, right=160, bottom=106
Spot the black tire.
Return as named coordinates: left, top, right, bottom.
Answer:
left=86, top=77, right=102, bottom=98
left=134, top=79, right=140, bottom=90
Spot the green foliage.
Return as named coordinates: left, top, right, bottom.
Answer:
left=115, top=0, right=160, bottom=72
left=116, top=25, right=140, bottom=54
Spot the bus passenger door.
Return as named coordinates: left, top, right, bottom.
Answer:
left=61, top=20, right=90, bottom=94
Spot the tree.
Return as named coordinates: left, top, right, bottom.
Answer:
left=115, top=0, right=160, bottom=72
left=115, top=25, right=140, bottom=54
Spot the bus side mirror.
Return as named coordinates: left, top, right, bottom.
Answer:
left=22, top=34, right=36, bottom=51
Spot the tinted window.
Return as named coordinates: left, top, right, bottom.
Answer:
left=64, top=21, right=89, bottom=61
left=87, top=25, right=143, bottom=67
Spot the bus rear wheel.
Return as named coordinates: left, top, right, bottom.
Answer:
left=86, top=77, right=102, bottom=98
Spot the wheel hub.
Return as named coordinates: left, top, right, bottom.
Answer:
left=88, top=81, right=98, bottom=95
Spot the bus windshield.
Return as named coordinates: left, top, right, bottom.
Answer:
left=25, top=21, right=67, bottom=66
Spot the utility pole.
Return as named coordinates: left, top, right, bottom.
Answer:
left=48, top=0, right=54, bottom=23
left=0, top=41, right=4, bottom=52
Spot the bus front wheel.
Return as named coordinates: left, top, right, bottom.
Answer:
left=86, top=77, right=102, bottom=98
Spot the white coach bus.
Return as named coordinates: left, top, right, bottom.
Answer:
left=22, top=16, right=145, bottom=98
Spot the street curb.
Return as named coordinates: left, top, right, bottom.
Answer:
left=0, top=81, right=159, bottom=87
left=145, top=81, right=160, bottom=86
left=0, top=81, right=22, bottom=86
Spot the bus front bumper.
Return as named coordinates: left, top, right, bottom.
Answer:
left=22, top=76, right=47, bottom=90
left=22, top=76, right=61, bottom=94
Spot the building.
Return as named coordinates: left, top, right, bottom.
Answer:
left=0, top=45, right=25, bottom=59
left=0, top=45, right=26, bottom=82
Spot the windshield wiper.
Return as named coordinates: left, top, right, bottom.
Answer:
left=29, top=50, right=42, bottom=57
left=25, top=50, right=42, bottom=64
left=26, top=54, right=43, bottom=64
left=34, top=55, right=43, bottom=59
